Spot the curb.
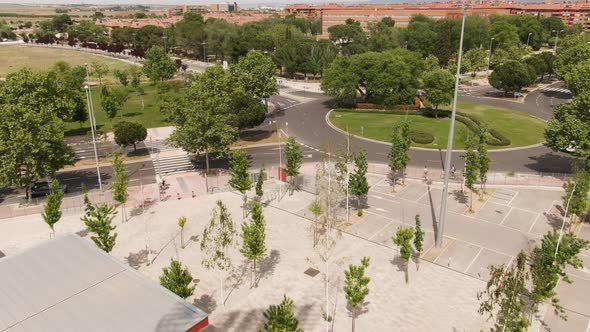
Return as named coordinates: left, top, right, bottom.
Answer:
left=325, top=109, right=545, bottom=153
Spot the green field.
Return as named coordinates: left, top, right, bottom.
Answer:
left=65, top=84, right=174, bottom=136
left=0, top=45, right=135, bottom=83
left=329, top=102, right=546, bottom=150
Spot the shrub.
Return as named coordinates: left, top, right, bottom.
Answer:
left=488, top=128, right=511, bottom=146
left=410, top=130, right=434, bottom=144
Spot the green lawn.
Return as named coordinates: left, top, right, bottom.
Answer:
left=65, top=84, right=175, bottom=136
left=329, top=102, right=546, bottom=150
left=0, top=44, right=135, bottom=83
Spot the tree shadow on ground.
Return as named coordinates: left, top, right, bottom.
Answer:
left=224, top=261, right=249, bottom=305
left=525, top=152, right=580, bottom=173
left=122, top=112, right=142, bottom=118
left=125, top=249, right=148, bottom=269
left=0, top=250, right=5, bottom=258
left=390, top=255, right=406, bottom=273
left=544, top=210, right=565, bottom=231
left=129, top=199, right=156, bottom=217
left=256, top=249, right=281, bottom=286
left=193, top=294, right=217, bottom=314
left=452, top=190, right=468, bottom=205
left=346, top=301, right=370, bottom=320
left=76, top=229, right=89, bottom=237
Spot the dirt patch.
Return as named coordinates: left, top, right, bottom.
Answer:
left=463, top=188, right=496, bottom=216
left=234, top=130, right=279, bottom=147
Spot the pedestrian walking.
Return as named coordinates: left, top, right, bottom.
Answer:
left=451, top=164, right=456, bottom=179
left=423, top=165, right=428, bottom=182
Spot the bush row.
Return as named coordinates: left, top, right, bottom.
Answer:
left=354, top=103, right=418, bottom=111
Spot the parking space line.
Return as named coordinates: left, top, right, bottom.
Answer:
left=368, top=219, right=396, bottom=241
left=416, top=188, right=430, bottom=203
left=500, top=207, right=512, bottom=225
left=507, top=191, right=519, bottom=206
left=464, top=247, right=484, bottom=273
left=432, top=243, right=452, bottom=264
left=528, top=214, right=542, bottom=234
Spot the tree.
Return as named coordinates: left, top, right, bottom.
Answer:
left=406, top=19, right=437, bottom=57
left=81, top=182, right=94, bottom=216
left=530, top=231, right=589, bottom=318
left=461, top=138, right=479, bottom=211
left=388, top=120, right=411, bottom=188
left=112, top=151, right=129, bottom=223
left=41, top=180, right=65, bottom=238
left=284, top=136, right=303, bottom=194
left=562, top=168, right=590, bottom=221
left=90, top=61, right=108, bottom=85
left=463, top=48, right=487, bottom=77
left=178, top=216, right=187, bottom=249
left=240, top=201, right=267, bottom=288
left=0, top=103, right=74, bottom=201
left=201, top=200, right=237, bottom=306
left=113, top=121, right=148, bottom=151
left=255, top=166, right=265, bottom=198
left=113, top=68, right=129, bottom=86
left=563, top=60, right=590, bottom=97
left=328, top=19, right=367, bottom=55
left=143, top=45, right=177, bottom=82
left=413, top=215, right=424, bottom=271
left=335, top=146, right=352, bottom=222
left=260, top=295, right=303, bottom=332
left=424, top=69, right=455, bottom=117
left=82, top=203, right=118, bottom=253
left=477, top=251, right=530, bottom=332
left=231, top=50, right=277, bottom=112
left=477, top=132, right=491, bottom=197
left=553, top=44, right=590, bottom=80
left=168, top=66, right=239, bottom=193
left=344, top=257, right=370, bottom=332
left=159, top=259, right=195, bottom=299
left=489, top=60, right=536, bottom=96
left=100, top=85, right=123, bottom=121
left=129, top=66, right=143, bottom=90
left=349, top=149, right=370, bottom=216
left=393, top=226, right=414, bottom=284
left=228, top=150, right=252, bottom=218
left=544, top=93, right=590, bottom=167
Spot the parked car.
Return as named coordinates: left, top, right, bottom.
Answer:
left=31, top=182, right=68, bottom=198
left=514, top=91, right=524, bottom=98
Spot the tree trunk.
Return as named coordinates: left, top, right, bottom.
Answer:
left=205, top=150, right=210, bottom=194
left=470, top=188, right=473, bottom=212
left=405, top=260, right=410, bottom=284
left=351, top=308, right=356, bottom=332
left=253, top=259, right=257, bottom=287
left=357, top=197, right=362, bottom=217
left=133, top=143, right=137, bottom=151
left=243, top=194, right=247, bottom=219
left=391, top=173, right=396, bottom=192
left=180, top=228, right=184, bottom=249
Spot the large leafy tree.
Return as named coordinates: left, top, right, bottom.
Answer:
left=260, top=295, right=303, bottom=332
left=328, top=18, right=367, bottom=55
left=231, top=50, right=277, bottom=110
left=0, top=68, right=85, bottom=122
left=41, top=180, right=65, bottom=238
left=423, top=69, right=454, bottom=117
left=113, top=121, right=147, bottom=151
left=82, top=203, right=118, bottom=253
left=388, top=120, right=411, bottom=188
left=240, top=201, right=267, bottom=288
left=406, top=17, right=437, bottom=57
left=544, top=93, right=590, bottom=167
left=160, top=259, right=195, bottom=299
left=478, top=251, right=530, bottom=332
left=488, top=60, right=536, bottom=96
left=463, top=48, right=487, bottom=77
left=553, top=43, right=590, bottom=80
left=344, top=257, right=370, bottom=332
left=0, top=103, right=74, bottom=200
left=562, top=168, right=590, bottom=220
left=563, top=60, right=590, bottom=97
left=143, top=45, right=177, bottom=82
left=174, top=13, right=206, bottom=58
left=349, top=148, right=370, bottom=216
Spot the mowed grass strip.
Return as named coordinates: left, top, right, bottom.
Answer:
left=0, top=44, right=134, bottom=83
left=329, top=102, right=546, bottom=150
left=65, top=84, right=173, bottom=136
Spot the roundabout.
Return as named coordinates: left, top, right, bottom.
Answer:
left=327, top=101, right=547, bottom=151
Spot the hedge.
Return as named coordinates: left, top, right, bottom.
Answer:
left=410, top=130, right=435, bottom=144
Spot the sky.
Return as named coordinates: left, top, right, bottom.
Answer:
left=0, top=0, right=370, bottom=5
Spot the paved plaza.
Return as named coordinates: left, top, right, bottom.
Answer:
left=0, top=171, right=589, bottom=331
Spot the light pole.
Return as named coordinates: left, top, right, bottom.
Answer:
left=487, top=37, right=495, bottom=75
left=84, top=84, right=103, bottom=194
left=201, top=41, right=207, bottom=63
left=555, top=181, right=576, bottom=260
left=552, top=29, right=563, bottom=53
left=272, top=120, right=283, bottom=200
left=526, top=32, right=533, bottom=47
left=286, top=122, right=289, bottom=136
left=437, top=7, right=467, bottom=248
left=140, top=163, right=152, bottom=265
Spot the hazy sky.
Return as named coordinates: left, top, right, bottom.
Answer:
left=0, top=0, right=366, bottom=4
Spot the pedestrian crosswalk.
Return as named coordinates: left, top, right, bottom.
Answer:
left=73, top=143, right=114, bottom=160
left=144, top=140, right=178, bottom=153
left=540, top=86, right=571, bottom=94
left=152, top=154, right=196, bottom=176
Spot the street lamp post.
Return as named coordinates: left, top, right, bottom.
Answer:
left=526, top=32, right=533, bottom=47
left=272, top=121, right=283, bottom=201
left=201, top=41, right=207, bottom=63
left=487, top=37, right=495, bottom=75
left=437, top=7, right=467, bottom=248
left=83, top=82, right=103, bottom=194
left=552, top=29, right=563, bottom=53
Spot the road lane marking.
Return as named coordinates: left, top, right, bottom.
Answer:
left=464, top=247, right=484, bottom=273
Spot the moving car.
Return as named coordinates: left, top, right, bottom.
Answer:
left=31, top=182, right=68, bottom=198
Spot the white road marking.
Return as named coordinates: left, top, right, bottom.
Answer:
left=464, top=247, right=484, bottom=273
left=375, top=207, right=388, bottom=212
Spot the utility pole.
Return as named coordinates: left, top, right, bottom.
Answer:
left=436, top=7, right=467, bottom=248
left=201, top=41, right=207, bottom=63
left=83, top=63, right=103, bottom=194
left=487, top=37, right=495, bottom=75
left=526, top=32, right=533, bottom=47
